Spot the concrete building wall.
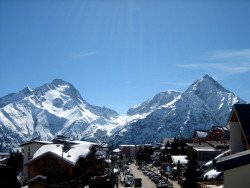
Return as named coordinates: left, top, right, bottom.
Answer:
left=120, top=145, right=136, bottom=159
left=224, top=164, right=250, bottom=188
left=22, top=143, right=44, bottom=177
left=230, top=122, right=244, bottom=153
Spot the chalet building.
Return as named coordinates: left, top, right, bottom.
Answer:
left=206, top=126, right=230, bottom=141
left=19, top=140, right=52, bottom=177
left=25, top=141, right=108, bottom=188
left=119, top=145, right=137, bottom=159
left=206, top=140, right=230, bottom=151
left=216, top=104, right=250, bottom=188
left=193, top=126, right=230, bottom=143
left=186, top=142, right=221, bottom=164
left=193, top=130, right=208, bottom=143
left=119, top=144, right=153, bottom=160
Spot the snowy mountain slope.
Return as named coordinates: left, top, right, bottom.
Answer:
left=0, top=79, right=120, bottom=151
left=114, top=75, right=246, bottom=145
left=127, top=90, right=181, bottom=116
left=0, top=75, right=247, bottom=151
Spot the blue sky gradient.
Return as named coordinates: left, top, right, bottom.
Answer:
left=1, top=0, right=250, bottom=114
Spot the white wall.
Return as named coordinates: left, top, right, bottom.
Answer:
left=22, top=143, right=44, bottom=177
left=230, top=122, right=244, bottom=153
left=224, top=164, right=250, bottom=188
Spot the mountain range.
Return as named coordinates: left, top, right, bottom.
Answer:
left=0, top=75, right=246, bottom=151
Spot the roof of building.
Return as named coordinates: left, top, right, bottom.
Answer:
left=203, top=169, right=222, bottom=180
left=0, top=153, right=10, bottom=156
left=194, top=131, right=208, bottom=138
left=229, top=104, right=250, bottom=146
left=120, top=145, right=136, bottom=147
left=206, top=140, right=230, bottom=148
left=216, top=149, right=250, bottom=171
left=204, top=150, right=230, bottom=167
left=210, top=126, right=229, bottom=132
left=19, top=140, right=53, bottom=147
left=27, top=142, right=94, bottom=166
left=26, top=175, right=47, bottom=184
left=187, top=142, right=218, bottom=151
left=171, top=155, right=188, bottom=165
left=113, top=148, right=121, bottom=153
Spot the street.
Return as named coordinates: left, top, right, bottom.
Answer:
left=119, top=163, right=156, bottom=188
left=118, top=163, right=181, bottom=188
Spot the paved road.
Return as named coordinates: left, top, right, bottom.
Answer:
left=118, top=163, right=182, bottom=188
left=119, top=163, right=156, bottom=188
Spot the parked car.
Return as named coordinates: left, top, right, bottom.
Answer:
left=134, top=178, right=142, bottom=187
left=157, top=184, right=168, bottom=188
left=142, top=170, right=148, bottom=175
left=151, top=176, right=162, bottom=184
left=125, top=174, right=134, bottom=187
left=157, top=180, right=173, bottom=188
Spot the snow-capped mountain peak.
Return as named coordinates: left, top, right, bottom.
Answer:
left=127, top=90, right=181, bottom=116
left=114, top=74, right=246, bottom=145
left=0, top=79, right=119, bottom=151
left=186, top=74, right=230, bottom=95
left=0, top=75, right=247, bottom=151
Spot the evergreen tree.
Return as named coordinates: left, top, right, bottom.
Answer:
left=166, top=154, right=173, bottom=164
left=7, top=150, right=23, bottom=172
left=171, top=138, right=179, bottom=155
left=164, top=141, right=171, bottom=154
left=180, top=139, right=187, bottom=155
left=183, top=152, right=198, bottom=188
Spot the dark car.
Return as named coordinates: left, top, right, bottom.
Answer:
left=134, top=178, right=142, bottom=187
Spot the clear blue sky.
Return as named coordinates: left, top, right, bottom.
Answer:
left=1, top=0, right=250, bottom=114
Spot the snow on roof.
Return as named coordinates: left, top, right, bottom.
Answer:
left=113, top=148, right=121, bottom=153
left=203, top=169, right=222, bottom=179
left=68, top=140, right=98, bottom=146
left=19, top=140, right=53, bottom=146
left=104, top=159, right=111, bottom=164
left=29, top=142, right=94, bottom=166
left=195, top=148, right=216, bottom=151
left=95, top=151, right=106, bottom=159
left=120, top=145, right=136, bottom=147
left=196, top=131, right=208, bottom=138
left=171, top=155, right=188, bottom=165
left=26, top=175, right=47, bottom=184
left=114, top=168, right=119, bottom=173
left=204, top=150, right=230, bottom=167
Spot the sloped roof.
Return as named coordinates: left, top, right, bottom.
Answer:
left=27, top=142, right=94, bottom=166
left=195, top=131, right=208, bottom=138
left=229, top=104, right=250, bottom=146
left=26, top=175, right=47, bottom=184
left=19, top=140, right=52, bottom=147
left=216, top=149, right=250, bottom=171
left=204, top=149, right=230, bottom=167
left=171, top=155, right=188, bottom=165
left=203, top=169, right=222, bottom=180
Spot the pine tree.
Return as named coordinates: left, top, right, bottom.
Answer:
left=7, top=150, right=23, bottom=172
left=171, top=137, right=179, bottom=155
left=183, top=152, right=198, bottom=188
